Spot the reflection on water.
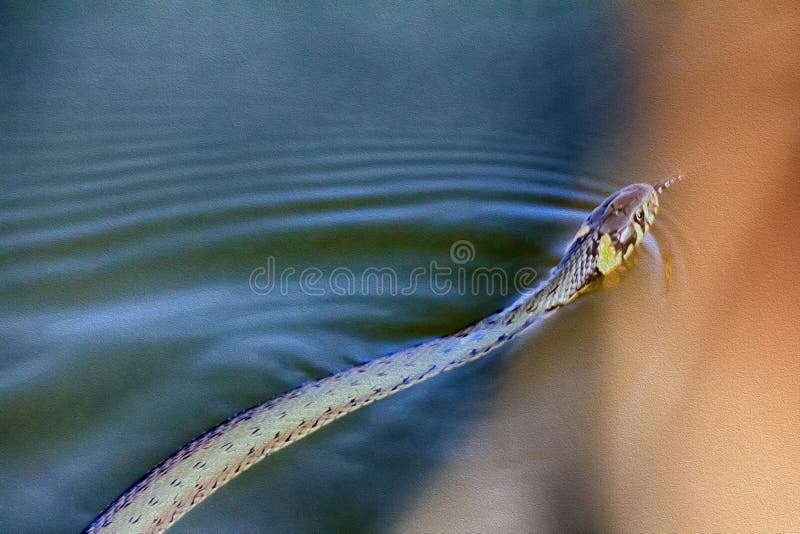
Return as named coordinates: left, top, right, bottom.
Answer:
left=0, top=3, right=636, bottom=532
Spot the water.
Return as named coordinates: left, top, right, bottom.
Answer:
left=0, top=3, right=635, bottom=531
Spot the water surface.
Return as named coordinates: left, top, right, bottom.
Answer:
left=0, top=3, right=634, bottom=531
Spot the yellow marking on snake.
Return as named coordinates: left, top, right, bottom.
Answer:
left=596, top=233, right=622, bottom=274
left=85, top=180, right=675, bottom=533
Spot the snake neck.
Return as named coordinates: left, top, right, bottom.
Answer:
left=508, top=230, right=601, bottom=318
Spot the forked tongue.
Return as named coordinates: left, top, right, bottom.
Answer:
left=654, top=174, right=684, bottom=194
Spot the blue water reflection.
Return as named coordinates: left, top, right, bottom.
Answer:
left=0, top=3, right=633, bottom=531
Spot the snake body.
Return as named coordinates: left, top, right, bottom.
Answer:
left=86, top=179, right=678, bottom=533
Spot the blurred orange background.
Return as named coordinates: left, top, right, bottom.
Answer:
left=400, top=3, right=800, bottom=530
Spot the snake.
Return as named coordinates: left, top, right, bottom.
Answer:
left=85, top=177, right=681, bottom=533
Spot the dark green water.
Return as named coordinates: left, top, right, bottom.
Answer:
left=0, top=3, right=634, bottom=531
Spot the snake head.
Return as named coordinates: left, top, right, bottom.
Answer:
left=584, top=182, right=661, bottom=275
left=561, top=176, right=681, bottom=279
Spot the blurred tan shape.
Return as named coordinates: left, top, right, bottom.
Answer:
left=601, top=2, right=800, bottom=529
left=397, top=3, right=800, bottom=531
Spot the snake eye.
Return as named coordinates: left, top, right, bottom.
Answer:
left=634, top=209, right=644, bottom=225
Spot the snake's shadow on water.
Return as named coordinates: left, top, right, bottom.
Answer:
left=176, top=292, right=609, bottom=532
left=496, top=293, right=609, bottom=531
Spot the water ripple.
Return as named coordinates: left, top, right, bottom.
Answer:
left=1, top=126, right=607, bottom=290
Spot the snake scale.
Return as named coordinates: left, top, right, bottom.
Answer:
left=86, top=178, right=680, bottom=533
